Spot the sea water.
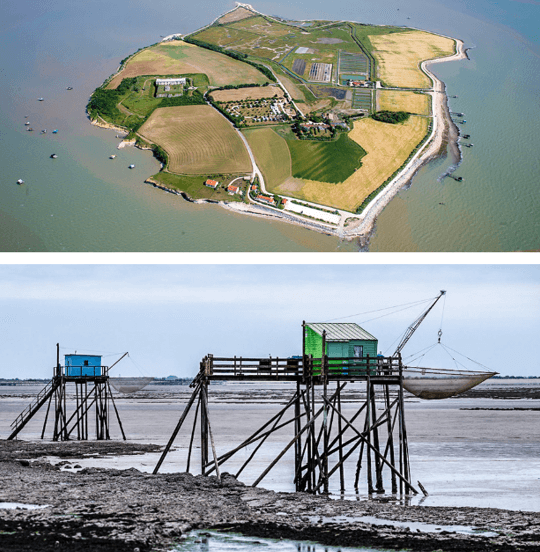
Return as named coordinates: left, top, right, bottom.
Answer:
left=0, top=0, right=538, bottom=251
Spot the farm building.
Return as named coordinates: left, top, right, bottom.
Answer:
left=256, top=194, right=275, bottom=205
left=205, top=179, right=219, bottom=189
left=304, top=323, right=378, bottom=372
left=155, top=78, right=187, bottom=86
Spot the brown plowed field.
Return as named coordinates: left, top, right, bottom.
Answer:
left=210, top=85, right=285, bottom=102
left=138, top=105, right=252, bottom=175
left=108, top=42, right=268, bottom=89
left=216, top=7, right=255, bottom=24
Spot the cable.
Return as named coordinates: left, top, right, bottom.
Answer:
left=323, top=296, right=437, bottom=323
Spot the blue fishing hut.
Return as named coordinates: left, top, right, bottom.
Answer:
left=65, top=354, right=103, bottom=377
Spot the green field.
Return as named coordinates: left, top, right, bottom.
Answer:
left=352, top=89, right=372, bottom=110
left=287, top=134, right=366, bottom=184
left=242, top=127, right=291, bottom=190
left=149, top=172, right=247, bottom=202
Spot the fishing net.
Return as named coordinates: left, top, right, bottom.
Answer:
left=109, top=377, right=154, bottom=394
left=402, top=367, right=496, bottom=399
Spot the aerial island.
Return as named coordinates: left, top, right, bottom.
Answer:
left=88, top=3, right=465, bottom=239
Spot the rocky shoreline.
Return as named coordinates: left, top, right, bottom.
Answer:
left=1, top=440, right=539, bottom=552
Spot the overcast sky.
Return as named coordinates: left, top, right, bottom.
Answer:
left=0, top=264, right=538, bottom=378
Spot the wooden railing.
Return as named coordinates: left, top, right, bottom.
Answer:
left=199, top=354, right=402, bottom=381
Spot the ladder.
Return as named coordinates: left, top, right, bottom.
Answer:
left=8, top=379, right=59, bottom=440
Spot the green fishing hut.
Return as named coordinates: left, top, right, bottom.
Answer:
left=303, top=322, right=378, bottom=375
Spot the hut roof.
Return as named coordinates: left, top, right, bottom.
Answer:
left=306, top=322, right=376, bottom=342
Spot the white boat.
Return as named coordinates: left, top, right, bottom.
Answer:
left=128, top=164, right=135, bottom=169
left=109, top=154, right=116, bottom=159
left=50, top=154, right=58, bottom=159
left=25, top=121, right=30, bottom=125
left=37, top=98, right=44, bottom=101
left=16, top=179, right=24, bottom=185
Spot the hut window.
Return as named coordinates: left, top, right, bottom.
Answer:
left=354, top=346, right=363, bottom=358
left=84, top=360, right=89, bottom=366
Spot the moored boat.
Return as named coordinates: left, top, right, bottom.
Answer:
left=129, top=164, right=135, bottom=169
left=16, top=179, right=24, bottom=185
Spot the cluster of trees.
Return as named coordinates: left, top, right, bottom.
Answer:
left=152, top=145, right=168, bottom=166
left=184, top=36, right=276, bottom=82
left=372, top=111, right=410, bottom=124
left=218, top=83, right=270, bottom=90
left=291, top=117, right=337, bottom=141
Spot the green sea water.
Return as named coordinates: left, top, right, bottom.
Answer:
left=0, top=0, right=538, bottom=251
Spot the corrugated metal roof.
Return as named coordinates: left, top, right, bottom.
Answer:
left=306, top=323, right=376, bottom=341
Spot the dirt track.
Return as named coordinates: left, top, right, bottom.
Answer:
left=1, top=440, right=539, bottom=551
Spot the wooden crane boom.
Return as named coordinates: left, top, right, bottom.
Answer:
left=393, top=290, right=446, bottom=357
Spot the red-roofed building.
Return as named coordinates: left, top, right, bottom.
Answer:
left=205, top=179, right=219, bottom=189
left=250, top=184, right=258, bottom=191
left=256, top=194, right=276, bottom=206
left=227, top=184, right=239, bottom=194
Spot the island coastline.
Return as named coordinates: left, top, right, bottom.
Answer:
left=90, top=8, right=467, bottom=245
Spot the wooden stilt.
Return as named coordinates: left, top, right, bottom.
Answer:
left=153, top=382, right=201, bottom=474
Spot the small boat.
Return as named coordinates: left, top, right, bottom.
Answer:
left=25, top=121, right=30, bottom=125
left=464, top=143, right=474, bottom=148
left=52, top=129, right=58, bottom=134
left=66, top=87, right=73, bottom=90
left=38, top=98, right=44, bottom=101
left=109, top=154, right=116, bottom=159
left=17, top=179, right=24, bottom=185
left=41, top=129, right=47, bottom=134
left=128, top=164, right=135, bottom=169
left=27, top=127, right=33, bottom=132
left=50, top=154, right=58, bottom=159
left=463, top=134, right=470, bottom=139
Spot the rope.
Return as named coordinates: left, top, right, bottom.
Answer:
left=323, top=296, right=437, bottom=324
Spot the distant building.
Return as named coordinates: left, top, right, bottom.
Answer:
left=205, top=179, right=219, bottom=189
left=156, top=78, right=187, bottom=86
left=166, top=375, right=179, bottom=380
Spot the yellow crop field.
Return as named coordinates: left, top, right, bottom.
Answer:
left=108, top=42, right=268, bottom=89
left=138, top=105, right=252, bottom=175
left=242, top=128, right=291, bottom=190
left=377, top=90, right=430, bottom=115
left=211, top=86, right=285, bottom=102
left=292, top=116, right=429, bottom=211
left=370, top=31, right=455, bottom=88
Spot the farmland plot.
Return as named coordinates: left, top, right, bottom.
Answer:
left=370, top=31, right=455, bottom=88
left=138, top=105, right=252, bottom=174
left=108, top=42, right=268, bottom=89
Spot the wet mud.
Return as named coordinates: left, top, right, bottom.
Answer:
left=1, top=440, right=540, bottom=552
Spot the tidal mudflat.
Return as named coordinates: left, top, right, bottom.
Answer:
left=1, top=379, right=539, bottom=550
